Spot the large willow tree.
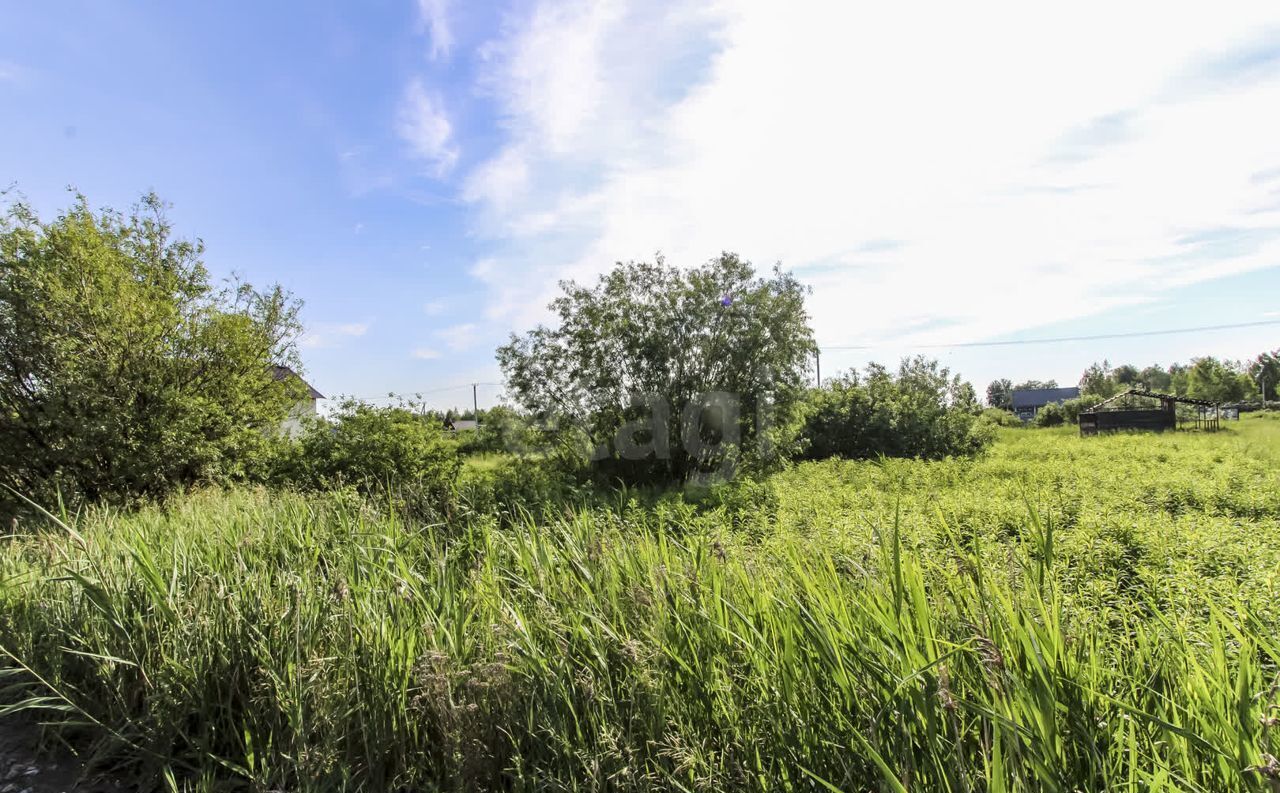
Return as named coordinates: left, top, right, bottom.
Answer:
left=497, top=253, right=815, bottom=483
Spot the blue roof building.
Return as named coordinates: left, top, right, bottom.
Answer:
left=1011, top=387, right=1080, bottom=422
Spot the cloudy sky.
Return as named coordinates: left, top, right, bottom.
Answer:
left=3, top=1, right=1279, bottom=408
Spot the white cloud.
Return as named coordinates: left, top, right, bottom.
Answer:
left=416, top=0, right=454, bottom=60
left=436, top=322, right=479, bottom=352
left=462, top=144, right=530, bottom=209
left=423, top=298, right=449, bottom=316
left=300, top=321, right=371, bottom=349
left=460, top=2, right=1280, bottom=351
left=410, top=324, right=479, bottom=361
left=0, top=60, right=28, bottom=84
left=396, top=79, right=459, bottom=176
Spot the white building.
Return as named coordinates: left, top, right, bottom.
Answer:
left=271, top=365, right=324, bottom=437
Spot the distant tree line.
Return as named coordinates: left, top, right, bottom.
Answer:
left=987, top=353, right=1276, bottom=415
left=1076, top=357, right=1272, bottom=404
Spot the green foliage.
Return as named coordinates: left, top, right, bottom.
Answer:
left=980, top=406, right=1023, bottom=427
left=454, top=406, right=544, bottom=457
left=1001, top=352, right=1273, bottom=412
left=455, top=456, right=585, bottom=520
left=1034, top=400, right=1066, bottom=427
left=1249, top=350, right=1279, bottom=402
left=1078, top=360, right=1122, bottom=398
left=0, top=193, right=303, bottom=515
left=1186, top=356, right=1251, bottom=403
left=1012, top=378, right=1058, bottom=390
left=271, top=400, right=461, bottom=500
left=985, top=377, right=1013, bottom=409
left=800, top=357, right=992, bottom=460
left=1138, top=363, right=1173, bottom=391
left=497, top=253, right=815, bottom=483
left=1059, top=393, right=1106, bottom=424
left=2, top=422, right=1280, bottom=789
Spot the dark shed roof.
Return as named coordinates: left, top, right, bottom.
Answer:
left=1011, top=387, right=1080, bottom=409
left=1087, top=388, right=1217, bottom=410
left=271, top=365, right=324, bottom=399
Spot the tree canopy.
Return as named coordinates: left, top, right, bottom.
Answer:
left=1013, top=379, right=1059, bottom=391
left=985, top=378, right=1013, bottom=410
left=1249, top=350, right=1279, bottom=402
left=0, top=193, right=304, bottom=513
left=1183, top=356, right=1251, bottom=403
left=497, top=253, right=815, bottom=483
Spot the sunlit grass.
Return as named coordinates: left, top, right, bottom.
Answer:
left=462, top=451, right=521, bottom=472
left=1, top=419, right=1278, bottom=790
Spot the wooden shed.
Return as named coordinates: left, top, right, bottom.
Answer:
left=1079, top=389, right=1220, bottom=436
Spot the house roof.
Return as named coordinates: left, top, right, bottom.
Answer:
left=271, top=365, right=324, bottom=400
left=1087, top=388, right=1218, bottom=411
left=1011, top=387, right=1080, bottom=409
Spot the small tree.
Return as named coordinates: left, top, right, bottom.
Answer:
left=1138, top=364, right=1172, bottom=392
left=497, top=253, right=815, bottom=483
left=1078, top=361, right=1120, bottom=398
left=1248, top=351, right=1279, bottom=402
left=986, top=378, right=1013, bottom=410
left=1112, top=364, right=1140, bottom=386
left=0, top=193, right=304, bottom=513
left=1185, top=357, right=1248, bottom=403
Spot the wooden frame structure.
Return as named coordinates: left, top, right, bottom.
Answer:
left=1079, top=389, right=1220, bottom=436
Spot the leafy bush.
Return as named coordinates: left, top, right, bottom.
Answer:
left=455, top=457, right=585, bottom=520
left=1034, top=401, right=1066, bottom=427
left=980, top=407, right=1023, bottom=427
left=799, top=357, right=992, bottom=460
left=455, top=406, right=546, bottom=457
left=0, top=193, right=303, bottom=517
left=1059, top=393, right=1106, bottom=424
left=271, top=400, right=461, bottom=501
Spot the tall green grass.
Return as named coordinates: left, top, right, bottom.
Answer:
left=1, top=418, right=1279, bottom=790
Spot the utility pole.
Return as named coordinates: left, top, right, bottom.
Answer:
left=815, top=349, right=821, bottom=388
left=472, top=383, right=479, bottom=424
left=1262, top=374, right=1268, bottom=411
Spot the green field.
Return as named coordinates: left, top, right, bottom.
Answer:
left=2, top=417, right=1280, bottom=791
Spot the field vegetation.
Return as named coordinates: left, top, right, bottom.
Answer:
left=5, top=193, right=1280, bottom=791
left=1, top=418, right=1278, bottom=791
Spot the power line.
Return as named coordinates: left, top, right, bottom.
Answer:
left=347, top=382, right=503, bottom=402
left=331, top=319, right=1276, bottom=398
left=819, top=319, right=1280, bottom=352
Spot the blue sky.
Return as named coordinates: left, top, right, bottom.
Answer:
left=3, top=2, right=1279, bottom=411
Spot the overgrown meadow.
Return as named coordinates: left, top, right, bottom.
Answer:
left=2, top=416, right=1280, bottom=791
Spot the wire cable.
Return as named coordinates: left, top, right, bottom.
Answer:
left=819, top=319, right=1280, bottom=351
